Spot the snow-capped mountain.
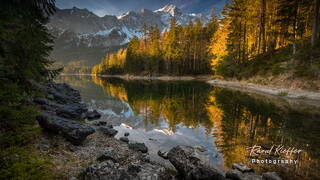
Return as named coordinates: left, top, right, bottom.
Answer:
left=48, top=5, right=208, bottom=65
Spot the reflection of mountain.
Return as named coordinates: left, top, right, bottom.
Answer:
left=90, top=76, right=320, bottom=180
left=48, top=5, right=208, bottom=66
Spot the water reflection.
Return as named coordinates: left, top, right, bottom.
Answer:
left=59, top=75, right=320, bottom=180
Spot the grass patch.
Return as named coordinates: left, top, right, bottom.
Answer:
left=277, top=91, right=289, bottom=96
left=0, top=103, right=55, bottom=180
left=298, top=96, right=307, bottom=99
left=0, top=146, right=53, bottom=180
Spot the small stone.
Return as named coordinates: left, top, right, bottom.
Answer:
left=194, top=145, right=207, bottom=152
left=128, top=163, right=141, bottom=175
left=47, top=94, right=54, bottom=100
left=68, top=144, right=78, bottom=152
left=242, top=172, right=262, bottom=180
left=120, top=137, right=129, bottom=143
left=92, top=121, right=107, bottom=126
left=128, top=142, right=148, bottom=153
left=124, top=132, right=130, bottom=136
left=97, top=148, right=119, bottom=163
left=100, top=127, right=118, bottom=137
left=262, top=172, right=282, bottom=180
left=157, top=150, right=169, bottom=159
left=138, top=153, right=150, bottom=163
left=33, top=97, right=48, bottom=105
left=226, top=169, right=243, bottom=180
left=232, top=163, right=254, bottom=173
left=85, top=110, right=101, bottom=120
left=107, top=124, right=113, bottom=128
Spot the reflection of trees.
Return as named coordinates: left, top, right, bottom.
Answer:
left=91, top=76, right=320, bottom=179
left=92, top=77, right=214, bottom=132
left=209, top=88, right=320, bottom=180
left=92, top=76, right=128, bottom=101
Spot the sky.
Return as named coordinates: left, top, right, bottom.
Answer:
left=56, top=0, right=227, bottom=17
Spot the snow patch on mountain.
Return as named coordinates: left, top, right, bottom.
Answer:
left=48, top=4, right=209, bottom=48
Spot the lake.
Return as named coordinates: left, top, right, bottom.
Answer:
left=58, top=75, right=320, bottom=180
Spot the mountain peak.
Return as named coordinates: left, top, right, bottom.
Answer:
left=155, top=4, right=182, bottom=16
left=117, top=11, right=138, bottom=19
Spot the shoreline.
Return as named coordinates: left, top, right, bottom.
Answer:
left=61, top=74, right=320, bottom=102
left=97, top=74, right=213, bottom=81
left=207, top=79, right=320, bottom=103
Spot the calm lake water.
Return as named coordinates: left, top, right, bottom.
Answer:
left=58, top=75, right=320, bottom=180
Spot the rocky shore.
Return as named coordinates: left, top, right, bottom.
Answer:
left=33, top=81, right=283, bottom=180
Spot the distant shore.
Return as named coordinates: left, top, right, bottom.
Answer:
left=61, top=74, right=320, bottom=103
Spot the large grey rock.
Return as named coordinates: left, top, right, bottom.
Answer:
left=167, top=146, right=225, bottom=180
left=56, top=103, right=88, bottom=119
left=262, top=172, right=282, bottom=180
left=128, top=142, right=148, bottom=153
left=47, top=82, right=81, bottom=104
left=36, top=113, right=95, bottom=145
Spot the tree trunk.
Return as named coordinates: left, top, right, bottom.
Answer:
left=312, top=0, right=320, bottom=47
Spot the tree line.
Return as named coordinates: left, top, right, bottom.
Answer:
left=92, top=12, right=218, bottom=75
left=93, top=0, right=320, bottom=79
left=210, top=0, right=320, bottom=78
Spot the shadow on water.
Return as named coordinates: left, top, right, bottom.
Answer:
left=58, top=75, right=320, bottom=180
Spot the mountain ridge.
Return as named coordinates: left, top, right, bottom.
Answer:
left=48, top=5, right=209, bottom=66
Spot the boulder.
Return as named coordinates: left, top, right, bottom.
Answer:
left=262, top=172, right=282, bottom=180
left=100, top=127, right=118, bottom=137
left=56, top=103, right=88, bottom=119
left=167, top=146, right=225, bottom=180
left=120, top=137, right=129, bottom=143
left=97, top=148, right=120, bottom=163
left=85, top=110, right=101, bottom=120
left=36, top=113, right=95, bottom=145
left=128, top=142, right=148, bottom=153
left=47, top=82, right=81, bottom=104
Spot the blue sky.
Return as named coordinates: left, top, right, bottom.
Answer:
left=56, top=0, right=226, bottom=16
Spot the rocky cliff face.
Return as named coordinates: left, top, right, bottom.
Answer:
left=48, top=5, right=208, bottom=66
